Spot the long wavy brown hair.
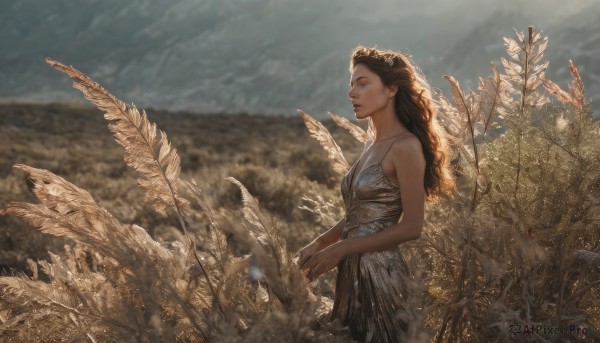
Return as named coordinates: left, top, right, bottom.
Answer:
left=350, top=45, right=455, bottom=202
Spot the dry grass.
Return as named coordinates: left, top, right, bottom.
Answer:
left=0, top=26, right=598, bottom=342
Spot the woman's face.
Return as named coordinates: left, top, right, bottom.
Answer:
left=348, top=63, right=393, bottom=120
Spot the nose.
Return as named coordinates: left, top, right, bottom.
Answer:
left=348, top=87, right=356, bottom=99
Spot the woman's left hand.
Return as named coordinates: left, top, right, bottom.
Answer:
left=301, top=241, right=348, bottom=281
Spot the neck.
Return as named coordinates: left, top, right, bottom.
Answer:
left=370, top=103, right=408, bottom=141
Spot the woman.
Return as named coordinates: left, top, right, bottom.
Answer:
left=298, top=46, right=454, bottom=342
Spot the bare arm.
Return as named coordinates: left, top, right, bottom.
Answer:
left=314, top=216, right=345, bottom=248
left=298, top=216, right=345, bottom=268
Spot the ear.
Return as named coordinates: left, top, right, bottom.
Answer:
left=387, top=85, right=398, bottom=98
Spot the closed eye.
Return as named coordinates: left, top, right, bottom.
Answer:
left=350, top=76, right=369, bottom=88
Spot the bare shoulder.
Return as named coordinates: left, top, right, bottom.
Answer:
left=390, top=133, right=423, bottom=157
left=387, top=133, right=425, bottom=174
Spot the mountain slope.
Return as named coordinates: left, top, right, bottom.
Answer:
left=1, top=0, right=598, bottom=116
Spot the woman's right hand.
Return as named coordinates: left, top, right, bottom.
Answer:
left=297, top=239, right=325, bottom=270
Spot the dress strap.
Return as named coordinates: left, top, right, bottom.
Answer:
left=379, top=137, right=398, bottom=163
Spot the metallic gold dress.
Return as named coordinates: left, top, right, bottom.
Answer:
left=330, top=139, right=415, bottom=342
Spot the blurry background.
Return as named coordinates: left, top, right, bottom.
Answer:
left=1, top=0, right=599, bottom=117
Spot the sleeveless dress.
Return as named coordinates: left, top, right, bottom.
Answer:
left=330, top=138, right=416, bottom=342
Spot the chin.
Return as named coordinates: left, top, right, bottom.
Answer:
left=355, top=111, right=370, bottom=120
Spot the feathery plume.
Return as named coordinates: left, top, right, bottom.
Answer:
left=543, top=59, right=588, bottom=112
left=224, top=177, right=308, bottom=311
left=1, top=165, right=185, bottom=270
left=327, top=111, right=370, bottom=143
left=498, top=26, right=550, bottom=119
left=366, top=117, right=376, bottom=141
left=444, top=76, right=481, bottom=129
left=436, top=92, right=468, bottom=148
left=297, top=109, right=349, bottom=175
left=567, top=60, right=586, bottom=110
left=45, top=58, right=189, bottom=224
left=542, top=77, right=573, bottom=106
left=443, top=75, right=480, bottom=172
left=225, top=176, right=278, bottom=248
left=477, top=63, right=505, bottom=138
left=444, top=76, right=481, bottom=122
